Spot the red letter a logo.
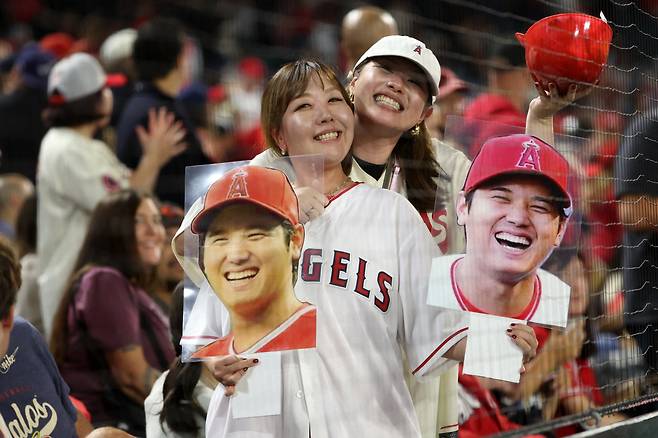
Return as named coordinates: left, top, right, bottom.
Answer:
left=227, top=170, right=249, bottom=198
left=413, top=45, right=422, bottom=55
left=516, top=139, right=541, bottom=171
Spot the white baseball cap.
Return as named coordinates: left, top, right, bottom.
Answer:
left=99, top=28, right=137, bottom=68
left=47, top=53, right=108, bottom=104
left=353, top=35, right=441, bottom=102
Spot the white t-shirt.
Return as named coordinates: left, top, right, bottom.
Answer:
left=37, top=127, right=130, bottom=338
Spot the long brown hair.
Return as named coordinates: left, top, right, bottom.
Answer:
left=261, top=59, right=353, bottom=175
left=352, top=60, right=447, bottom=212
left=50, top=190, right=157, bottom=363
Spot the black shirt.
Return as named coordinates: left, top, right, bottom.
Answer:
left=116, top=82, right=209, bottom=205
left=0, top=86, right=49, bottom=181
left=353, top=155, right=386, bottom=180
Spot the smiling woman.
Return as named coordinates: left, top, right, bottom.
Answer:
left=261, top=60, right=355, bottom=192
left=49, top=190, right=175, bottom=435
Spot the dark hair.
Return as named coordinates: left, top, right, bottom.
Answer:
left=42, top=89, right=107, bottom=127
left=261, top=59, right=353, bottom=176
left=490, top=42, right=526, bottom=70
left=352, top=59, right=446, bottom=212
left=0, top=237, right=20, bottom=320
left=160, top=282, right=206, bottom=434
left=15, top=193, right=36, bottom=258
left=133, top=17, right=184, bottom=82
left=50, top=190, right=158, bottom=362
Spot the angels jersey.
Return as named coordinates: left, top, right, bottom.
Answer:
left=193, top=183, right=468, bottom=438
left=427, top=254, right=571, bottom=328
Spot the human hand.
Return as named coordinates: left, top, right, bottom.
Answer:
left=295, top=186, right=328, bottom=223
left=528, top=81, right=593, bottom=120
left=554, top=318, right=586, bottom=363
left=205, top=355, right=259, bottom=396
left=136, top=107, right=187, bottom=168
left=507, top=323, right=539, bottom=371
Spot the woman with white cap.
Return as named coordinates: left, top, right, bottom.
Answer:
left=254, top=34, right=580, bottom=251
left=37, top=53, right=187, bottom=339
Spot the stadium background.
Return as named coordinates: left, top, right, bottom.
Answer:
left=1, top=0, right=657, bottom=436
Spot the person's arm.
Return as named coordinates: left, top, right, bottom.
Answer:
left=443, top=323, right=538, bottom=366
left=79, top=269, right=163, bottom=401
left=525, top=83, right=592, bottom=144
left=129, top=107, right=187, bottom=193
left=618, top=195, right=658, bottom=231
left=505, top=320, right=585, bottom=402
left=106, top=345, right=161, bottom=403
left=75, top=410, right=94, bottom=437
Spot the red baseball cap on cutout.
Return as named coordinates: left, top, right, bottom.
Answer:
left=191, top=166, right=299, bottom=234
left=463, top=134, right=572, bottom=216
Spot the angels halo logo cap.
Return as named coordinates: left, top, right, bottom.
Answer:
left=353, top=35, right=441, bottom=103
left=464, top=134, right=572, bottom=216
left=191, top=166, right=300, bottom=234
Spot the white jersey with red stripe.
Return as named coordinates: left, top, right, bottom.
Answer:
left=427, top=254, right=570, bottom=328
left=197, top=183, right=468, bottom=438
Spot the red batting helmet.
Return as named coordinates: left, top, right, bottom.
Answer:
left=516, top=13, right=612, bottom=95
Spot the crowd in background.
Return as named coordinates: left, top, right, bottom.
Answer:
left=0, top=0, right=657, bottom=437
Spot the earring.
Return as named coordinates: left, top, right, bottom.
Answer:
left=410, top=124, right=421, bottom=136
left=280, top=147, right=288, bottom=156
left=347, top=89, right=354, bottom=104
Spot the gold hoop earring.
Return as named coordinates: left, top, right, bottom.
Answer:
left=410, top=124, right=421, bottom=136
left=347, top=89, right=354, bottom=104
left=280, top=146, right=288, bottom=156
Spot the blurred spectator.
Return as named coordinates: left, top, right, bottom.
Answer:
left=14, top=193, right=43, bottom=333
left=50, top=190, right=176, bottom=435
left=463, top=43, right=531, bottom=157
left=427, top=67, right=469, bottom=140
left=615, top=111, right=658, bottom=374
left=178, top=83, right=235, bottom=163
left=99, top=28, right=138, bottom=129
left=38, top=53, right=186, bottom=338
left=117, top=17, right=210, bottom=205
left=40, top=32, right=75, bottom=59
left=226, top=56, right=266, bottom=161
left=543, top=251, right=626, bottom=435
left=579, top=113, right=624, bottom=292
left=149, top=203, right=184, bottom=314
left=340, top=5, right=398, bottom=74
left=0, top=45, right=55, bottom=181
left=145, top=283, right=215, bottom=437
left=457, top=370, right=525, bottom=436
left=0, top=236, right=89, bottom=437
left=0, top=173, right=34, bottom=239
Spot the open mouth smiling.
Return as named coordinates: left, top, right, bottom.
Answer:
left=375, top=94, right=403, bottom=111
left=495, top=232, right=531, bottom=251
left=314, top=131, right=341, bottom=141
left=225, top=268, right=258, bottom=282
